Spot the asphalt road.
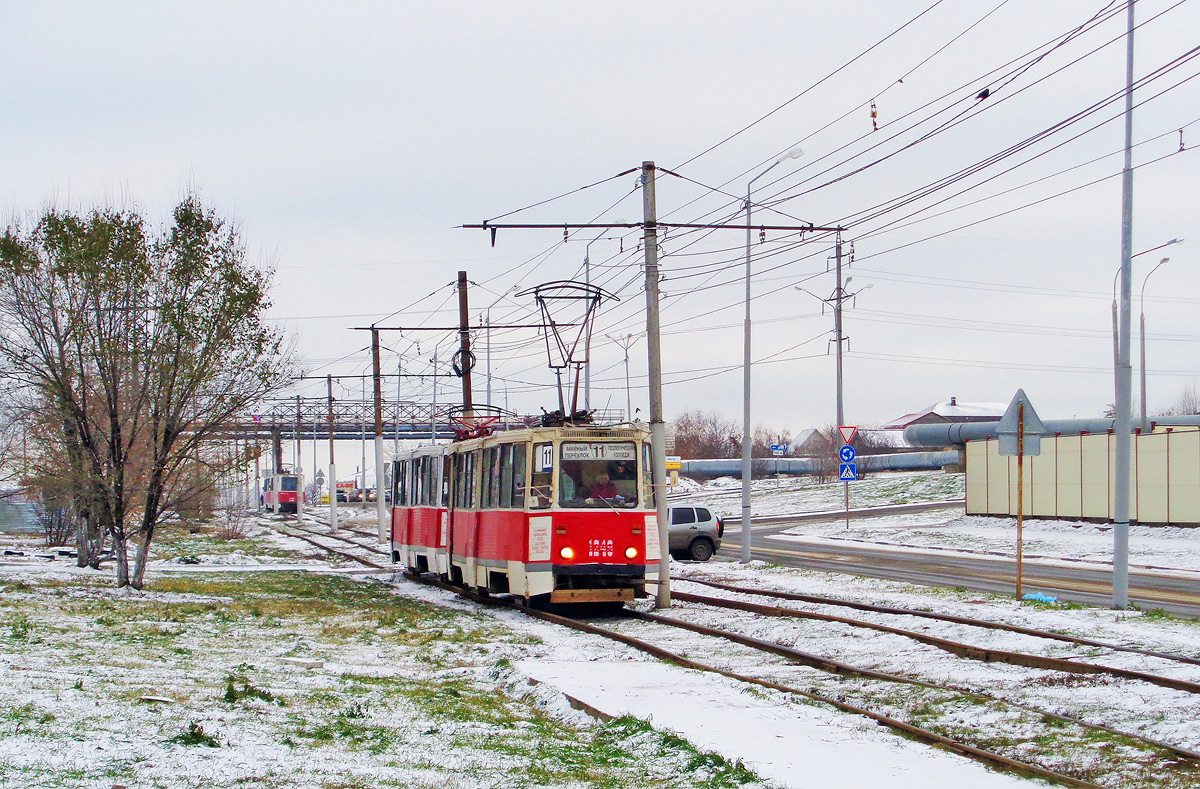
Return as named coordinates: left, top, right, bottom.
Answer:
left=720, top=506, right=1200, bottom=618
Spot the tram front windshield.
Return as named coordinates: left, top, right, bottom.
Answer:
left=558, top=442, right=639, bottom=509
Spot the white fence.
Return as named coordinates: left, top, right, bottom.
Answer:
left=965, top=427, right=1200, bottom=525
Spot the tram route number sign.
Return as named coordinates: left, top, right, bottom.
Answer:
left=561, top=442, right=637, bottom=462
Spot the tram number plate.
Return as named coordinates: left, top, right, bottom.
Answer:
left=587, top=539, right=615, bottom=559
left=562, top=442, right=637, bottom=461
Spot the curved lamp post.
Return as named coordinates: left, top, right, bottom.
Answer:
left=741, top=147, right=803, bottom=563
left=1139, top=256, right=1170, bottom=428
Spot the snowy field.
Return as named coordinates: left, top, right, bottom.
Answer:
left=1, top=471, right=1198, bottom=788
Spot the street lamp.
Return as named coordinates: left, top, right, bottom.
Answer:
left=584, top=231, right=622, bottom=411
left=606, top=333, right=638, bottom=421
left=1112, top=239, right=1182, bottom=426
left=1140, top=256, right=1171, bottom=428
left=742, top=147, right=804, bottom=564
left=483, top=286, right=519, bottom=408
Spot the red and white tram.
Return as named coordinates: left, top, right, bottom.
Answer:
left=263, top=471, right=303, bottom=515
left=389, top=423, right=659, bottom=605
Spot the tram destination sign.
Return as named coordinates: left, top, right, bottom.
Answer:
left=561, top=442, right=637, bottom=462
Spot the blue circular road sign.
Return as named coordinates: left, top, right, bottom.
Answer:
left=840, top=445, right=856, bottom=462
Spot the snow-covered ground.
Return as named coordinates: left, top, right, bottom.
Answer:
left=676, top=470, right=1200, bottom=574
left=1, top=471, right=1198, bottom=788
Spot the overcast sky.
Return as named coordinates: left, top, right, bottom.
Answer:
left=4, top=0, right=1198, bottom=446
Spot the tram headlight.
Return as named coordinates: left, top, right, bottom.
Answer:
left=559, top=546, right=575, bottom=560
left=625, top=546, right=638, bottom=560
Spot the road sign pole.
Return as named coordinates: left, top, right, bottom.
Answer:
left=1016, top=402, right=1025, bottom=599
left=837, top=429, right=857, bottom=530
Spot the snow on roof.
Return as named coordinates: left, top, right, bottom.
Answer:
left=884, top=400, right=1007, bottom=430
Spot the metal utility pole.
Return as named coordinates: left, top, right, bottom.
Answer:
left=371, top=327, right=388, bottom=542
left=1113, top=0, right=1136, bottom=609
left=327, top=374, right=338, bottom=532
left=295, top=395, right=304, bottom=518
left=643, top=161, right=671, bottom=609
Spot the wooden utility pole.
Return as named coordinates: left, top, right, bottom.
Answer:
left=457, top=270, right=474, bottom=416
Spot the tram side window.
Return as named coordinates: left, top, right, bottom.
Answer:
left=512, top=442, right=527, bottom=509
left=441, top=455, right=451, bottom=507
left=422, top=456, right=436, bottom=506
left=393, top=461, right=405, bottom=506
left=530, top=442, right=553, bottom=510
left=488, top=448, right=501, bottom=508
left=642, top=443, right=655, bottom=509
left=483, top=447, right=500, bottom=509
left=498, top=445, right=514, bottom=508
left=468, top=451, right=479, bottom=509
left=453, top=455, right=466, bottom=509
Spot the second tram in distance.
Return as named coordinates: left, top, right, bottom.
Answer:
left=389, top=423, right=658, bottom=605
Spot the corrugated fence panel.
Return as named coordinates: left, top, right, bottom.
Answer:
left=1167, top=430, right=1200, bottom=524
left=1056, top=435, right=1083, bottom=519
left=987, top=441, right=1014, bottom=515
left=1138, top=433, right=1169, bottom=524
left=1081, top=433, right=1111, bottom=520
left=965, top=440, right=989, bottom=513
left=1030, top=443, right=1057, bottom=516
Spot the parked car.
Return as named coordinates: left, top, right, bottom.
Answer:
left=667, top=505, right=723, bottom=561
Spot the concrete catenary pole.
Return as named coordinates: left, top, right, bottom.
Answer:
left=327, top=374, right=338, bottom=532
left=1113, top=0, right=1136, bottom=609
left=372, top=327, right=388, bottom=543
left=295, top=395, right=304, bottom=518
left=642, top=161, right=671, bottom=609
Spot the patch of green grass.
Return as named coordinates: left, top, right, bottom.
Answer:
left=1, top=703, right=56, bottom=734
left=222, top=674, right=283, bottom=706
left=7, top=613, right=33, bottom=639
left=167, top=720, right=220, bottom=748
left=1022, top=598, right=1086, bottom=611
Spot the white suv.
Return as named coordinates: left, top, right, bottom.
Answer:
left=667, top=505, right=723, bottom=561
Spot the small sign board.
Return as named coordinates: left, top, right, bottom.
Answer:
left=770, top=444, right=785, bottom=457
left=839, top=463, right=857, bottom=481
left=562, top=442, right=637, bottom=461
left=840, top=445, right=856, bottom=463
left=997, top=389, right=1044, bottom=457
left=838, top=425, right=857, bottom=445
left=665, top=455, right=682, bottom=471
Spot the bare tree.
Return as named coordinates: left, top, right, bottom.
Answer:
left=671, top=410, right=741, bottom=459
left=751, top=425, right=791, bottom=459
left=0, top=400, right=24, bottom=499
left=1159, top=383, right=1200, bottom=417
left=0, top=198, right=292, bottom=588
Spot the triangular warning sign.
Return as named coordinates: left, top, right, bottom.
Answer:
left=838, top=426, right=857, bottom=444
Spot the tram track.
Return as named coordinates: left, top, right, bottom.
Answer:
left=268, top=518, right=1200, bottom=788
